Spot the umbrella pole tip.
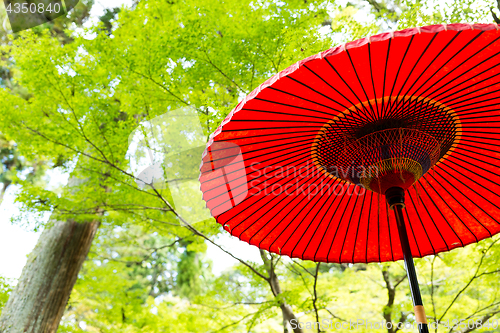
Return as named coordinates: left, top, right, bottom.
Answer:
left=414, top=305, right=428, bottom=325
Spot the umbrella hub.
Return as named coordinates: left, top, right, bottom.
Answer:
left=313, top=95, right=460, bottom=194
left=341, top=128, right=441, bottom=194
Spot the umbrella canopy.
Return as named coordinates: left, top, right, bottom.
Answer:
left=199, top=23, right=500, bottom=264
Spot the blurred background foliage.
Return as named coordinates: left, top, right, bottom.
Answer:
left=0, top=0, right=500, bottom=332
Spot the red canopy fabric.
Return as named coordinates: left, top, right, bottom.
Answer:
left=199, top=23, right=500, bottom=263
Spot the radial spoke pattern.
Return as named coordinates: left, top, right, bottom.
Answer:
left=200, top=23, right=500, bottom=263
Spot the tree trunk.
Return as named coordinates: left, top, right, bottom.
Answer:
left=0, top=112, right=132, bottom=332
left=0, top=219, right=99, bottom=333
left=0, top=181, right=11, bottom=205
left=382, top=265, right=408, bottom=333
left=260, top=250, right=304, bottom=333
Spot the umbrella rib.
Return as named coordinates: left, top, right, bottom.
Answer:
left=438, top=157, right=500, bottom=212
left=345, top=49, right=378, bottom=121
left=206, top=132, right=319, bottom=153
left=202, top=147, right=314, bottom=192
left=229, top=119, right=329, bottom=124
left=417, top=32, right=500, bottom=99
left=203, top=147, right=329, bottom=203
left=225, top=158, right=341, bottom=236
left=286, top=178, right=350, bottom=259
left=267, top=87, right=347, bottom=114
left=256, top=177, right=336, bottom=254
left=386, top=31, right=500, bottom=119
left=429, top=67, right=500, bottom=109
left=383, top=34, right=419, bottom=118
left=421, top=173, right=479, bottom=242
left=388, top=100, right=456, bottom=152
left=444, top=154, right=500, bottom=196
left=240, top=108, right=333, bottom=121
left=390, top=97, right=444, bottom=122
left=349, top=190, right=368, bottom=263
left=459, top=136, right=500, bottom=149
left=442, top=62, right=500, bottom=101
left=394, top=106, right=445, bottom=150
left=202, top=144, right=314, bottom=203
left=205, top=126, right=322, bottom=134
left=288, top=175, right=346, bottom=260
left=252, top=97, right=371, bottom=134
left=457, top=141, right=500, bottom=156
left=367, top=43, right=380, bottom=118
left=364, top=191, right=374, bottom=264
left=202, top=139, right=312, bottom=177
left=326, top=186, right=357, bottom=263
left=457, top=105, right=500, bottom=117
left=458, top=134, right=500, bottom=143
left=251, top=78, right=500, bottom=130
left=338, top=193, right=362, bottom=263
left=398, top=31, right=467, bottom=100
left=284, top=74, right=366, bottom=119
left=301, top=64, right=375, bottom=126
left=310, top=186, right=352, bottom=262
left=381, top=38, right=392, bottom=118
left=203, top=148, right=315, bottom=206
left=252, top=96, right=344, bottom=116
left=384, top=34, right=437, bottom=116
left=420, top=65, right=500, bottom=115
left=461, top=126, right=500, bottom=129
left=207, top=134, right=313, bottom=160
left=255, top=171, right=340, bottom=249
left=209, top=129, right=321, bottom=142
left=430, top=169, right=497, bottom=234
left=211, top=134, right=316, bottom=156
left=428, top=171, right=493, bottom=236
left=452, top=148, right=500, bottom=172
left=227, top=165, right=329, bottom=237
left=451, top=93, right=500, bottom=113
left=407, top=190, right=433, bottom=255
left=461, top=120, right=500, bottom=124
left=288, top=69, right=375, bottom=127
left=460, top=112, right=500, bottom=120
left=324, top=57, right=375, bottom=121
left=258, top=175, right=346, bottom=258
left=400, top=31, right=466, bottom=100
left=302, top=63, right=362, bottom=110
left=416, top=180, right=458, bottom=249
left=385, top=95, right=420, bottom=119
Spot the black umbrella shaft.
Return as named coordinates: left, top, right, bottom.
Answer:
left=395, top=204, right=422, bottom=305
left=394, top=204, right=429, bottom=333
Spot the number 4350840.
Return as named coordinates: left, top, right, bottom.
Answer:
left=441, top=318, right=498, bottom=330
left=6, top=2, right=62, bottom=14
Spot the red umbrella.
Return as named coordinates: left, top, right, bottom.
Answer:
left=200, top=23, right=500, bottom=331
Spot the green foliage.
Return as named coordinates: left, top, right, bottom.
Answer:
left=2, top=0, right=500, bottom=332
left=396, top=0, right=492, bottom=29
left=0, top=277, right=11, bottom=316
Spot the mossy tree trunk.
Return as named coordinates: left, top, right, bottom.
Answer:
left=0, top=219, right=99, bottom=333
